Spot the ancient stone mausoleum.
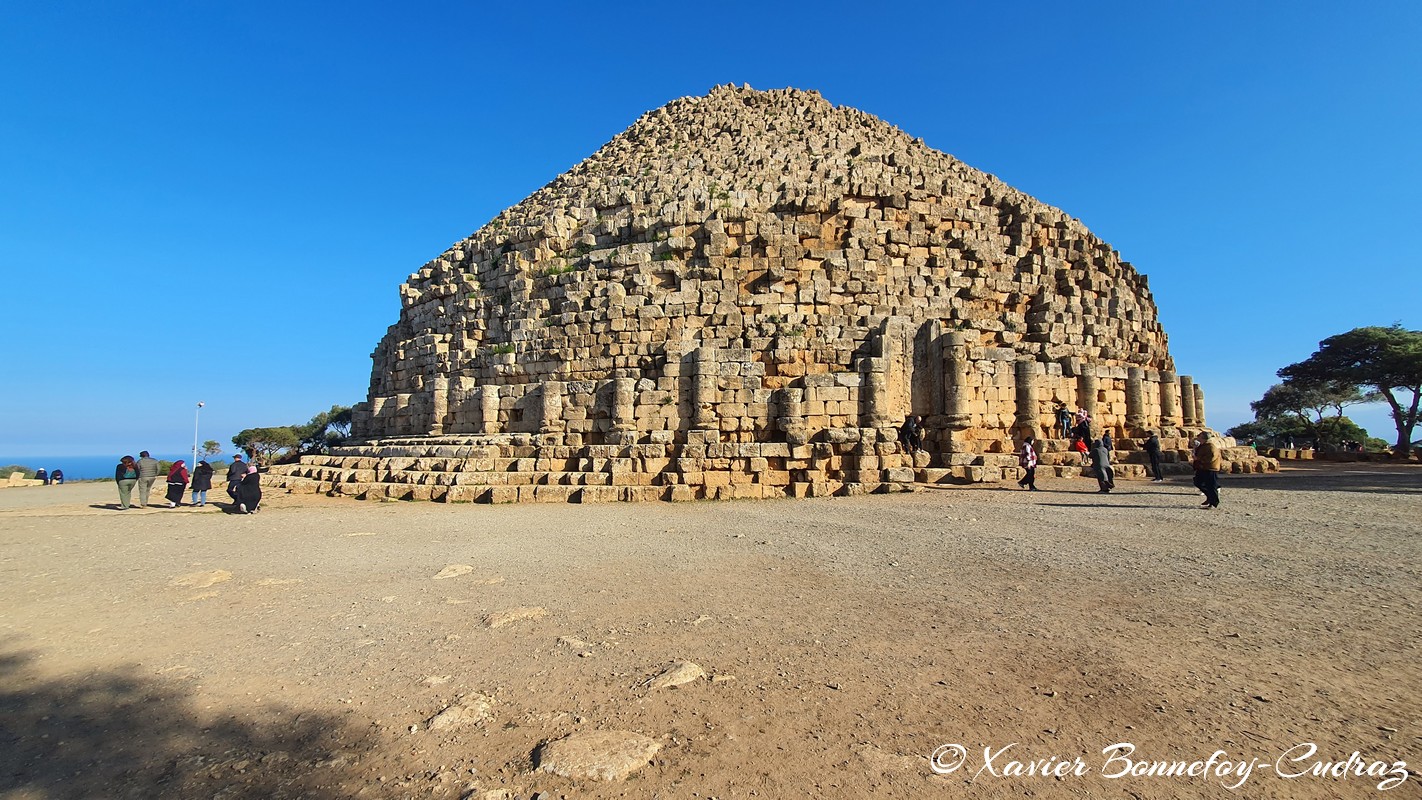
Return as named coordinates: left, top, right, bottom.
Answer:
left=270, top=85, right=1274, bottom=502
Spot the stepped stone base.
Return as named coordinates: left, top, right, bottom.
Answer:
left=264, top=430, right=1277, bottom=504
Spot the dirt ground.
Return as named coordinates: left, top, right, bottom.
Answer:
left=1, top=463, right=1419, bottom=799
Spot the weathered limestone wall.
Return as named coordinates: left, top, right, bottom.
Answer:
left=358, top=86, right=1173, bottom=446
left=270, top=85, right=1276, bottom=502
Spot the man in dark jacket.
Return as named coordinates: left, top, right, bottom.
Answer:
left=226, top=453, right=248, bottom=499
left=1192, top=431, right=1222, bottom=508
left=1144, top=432, right=1164, bottom=482
left=1054, top=402, right=1073, bottom=440
left=1088, top=439, right=1114, bottom=493
left=191, top=461, right=214, bottom=507
left=898, top=415, right=922, bottom=455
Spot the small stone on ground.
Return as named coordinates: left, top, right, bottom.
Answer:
left=484, top=606, right=548, bottom=628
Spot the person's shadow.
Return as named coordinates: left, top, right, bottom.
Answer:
left=0, top=645, right=372, bottom=798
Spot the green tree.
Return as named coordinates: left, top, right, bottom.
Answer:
left=232, top=426, right=301, bottom=464
left=1247, top=380, right=1368, bottom=446
left=1228, top=415, right=1373, bottom=450
left=201, top=440, right=222, bottom=460
left=1279, top=325, right=1422, bottom=458
left=296, top=404, right=353, bottom=454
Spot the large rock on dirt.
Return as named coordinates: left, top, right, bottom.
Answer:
left=535, top=730, right=661, bottom=782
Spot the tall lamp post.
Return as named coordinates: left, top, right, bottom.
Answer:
left=192, top=401, right=205, bottom=470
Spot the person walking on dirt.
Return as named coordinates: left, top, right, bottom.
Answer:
left=114, top=456, right=139, bottom=510
left=1193, top=431, right=1222, bottom=509
left=1017, top=435, right=1040, bottom=491
left=191, top=460, right=214, bottom=507
left=1089, top=439, right=1115, bottom=493
left=164, top=460, right=189, bottom=508
left=135, top=451, right=160, bottom=507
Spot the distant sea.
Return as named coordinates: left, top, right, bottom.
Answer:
left=0, top=454, right=202, bottom=481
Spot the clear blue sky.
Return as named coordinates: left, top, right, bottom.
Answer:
left=2, top=1, right=1418, bottom=458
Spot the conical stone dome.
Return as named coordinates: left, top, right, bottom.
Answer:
left=316, top=84, right=1245, bottom=503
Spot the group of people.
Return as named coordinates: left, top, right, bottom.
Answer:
left=1053, top=403, right=1101, bottom=465
left=1016, top=428, right=1223, bottom=508
left=1015, top=433, right=1117, bottom=493
left=114, top=451, right=262, bottom=513
left=30, top=467, right=65, bottom=485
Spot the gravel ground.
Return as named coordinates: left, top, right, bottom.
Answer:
left=1, top=462, right=1419, bottom=799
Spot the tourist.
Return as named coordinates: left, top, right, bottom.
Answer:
left=1072, top=417, right=1091, bottom=445
left=51, top=468, right=64, bottom=485
left=35, top=467, right=49, bottom=485
left=164, top=460, right=189, bottom=508
left=135, top=451, right=160, bottom=508
left=236, top=464, right=262, bottom=514
left=1102, top=430, right=1113, bottom=452
left=1192, top=431, right=1221, bottom=509
left=1089, top=439, right=1114, bottom=493
left=226, top=453, right=248, bottom=499
left=115, top=456, right=139, bottom=510
left=1072, top=436, right=1089, bottom=465
left=1054, top=401, right=1072, bottom=439
left=1144, top=431, right=1164, bottom=482
left=1017, top=435, right=1039, bottom=491
left=898, top=414, right=922, bottom=455
left=191, top=460, right=214, bottom=507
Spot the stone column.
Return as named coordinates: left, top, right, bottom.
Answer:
left=860, top=357, right=890, bottom=428
left=449, top=377, right=479, bottom=434
left=368, top=396, right=388, bottom=438
left=538, top=381, right=565, bottom=434
left=1014, top=359, right=1040, bottom=439
left=1179, top=375, right=1197, bottom=426
left=692, top=346, right=718, bottom=431
left=942, top=331, right=970, bottom=429
left=394, top=393, right=412, bottom=435
left=1194, top=384, right=1206, bottom=429
left=612, top=377, right=637, bottom=433
left=1077, top=367, right=1098, bottom=423
left=1125, top=367, right=1147, bottom=434
left=878, top=317, right=912, bottom=419
left=351, top=401, right=372, bottom=440
left=940, top=331, right=971, bottom=453
left=1158, top=371, right=1180, bottom=427
left=480, top=385, right=501, bottom=435
left=778, top=387, right=808, bottom=446
left=429, top=375, right=449, bottom=435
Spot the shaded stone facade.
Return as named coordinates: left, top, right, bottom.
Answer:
left=271, top=85, right=1273, bottom=502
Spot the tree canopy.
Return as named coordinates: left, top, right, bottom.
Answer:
left=232, top=405, right=353, bottom=464
left=1278, top=325, right=1422, bottom=457
left=232, top=426, right=301, bottom=464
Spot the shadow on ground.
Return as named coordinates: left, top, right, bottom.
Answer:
left=1226, top=461, right=1422, bottom=495
left=0, top=645, right=372, bottom=799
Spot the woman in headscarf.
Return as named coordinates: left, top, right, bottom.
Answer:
left=190, top=460, right=214, bottom=507
left=114, top=455, right=139, bottom=510
left=236, top=464, right=262, bottom=514
left=165, top=460, right=189, bottom=508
